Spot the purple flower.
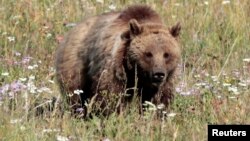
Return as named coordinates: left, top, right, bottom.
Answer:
left=0, top=84, right=10, bottom=94
left=10, top=81, right=26, bottom=92
left=21, top=56, right=32, bottom=65
left=0, top=81, right=26, bottom=95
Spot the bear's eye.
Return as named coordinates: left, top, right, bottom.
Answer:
left=164, top=53, right=170, bottom=59
left=145, top=52, right=153, bottom=58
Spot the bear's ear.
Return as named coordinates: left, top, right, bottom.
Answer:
left=169, top=22, right=181, bottom=38
left=121, top=19, right=142, bottom=41
left=129, top=19, right=142, bottom=36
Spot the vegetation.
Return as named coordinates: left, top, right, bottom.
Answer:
left=0, top=0, right=249, bottom=140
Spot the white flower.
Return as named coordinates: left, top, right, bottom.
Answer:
left=222, top=0, right=230, bottom=5
left=223, top=83, right=231, bottom=87
left=43, top=128, right=60, bottom=133
left=217, top=95, right=222, bottom=99
left=20, top=126, right=26, bottom=131
left=174, top=3, right=181, bottom=6
left=167, top=113, right=177, bottom=117
left=96, top=0, right=104, bottom=4
left=56, top=135, right=69, bottom=141
left=238, top=82, right=247, bottom=87
left=10, top=119, right=22, bottom=124
left=33, top=64, right=38, bottom=68
left=204, top=1, right=209, bottom=5
left=108, top=4, right=116, bottom=10
left=228, top=86, right=239, bottom=95
left=195, top=82, right=207, bottom=87
left=144, top=101, right=156, bottom=107
left=157, top=104, right=165, bottom=110
left=29, top=75, right=35, bottom=80
left=15, top=52, right=21, bottom=56
left=243, top=58, right=250, bottom=63
left=171, top=15, right=176, bottom=19
left=19, top=77, right=27, bottom=82
left=46, top=33, right=52, bottom=38
left=180, top=91, right=191, bottom=96
left=1, top=72, right=9, bottom=76
left=27, top=65, right=34, bottom=70
left=211, top=76, right=218, bottom=82
left=143, top=101, right=157, bottom=111
left=7, top=36, right=15, bottom=42
left=194, top=74, right=200, bottom=78
left=74, top=89, right=84, bottom=95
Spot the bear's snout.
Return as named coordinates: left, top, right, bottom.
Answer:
left=151, top=68, right=166, bottom=84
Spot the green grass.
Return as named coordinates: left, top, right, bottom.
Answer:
left=0, top=0, right=250, bottom=140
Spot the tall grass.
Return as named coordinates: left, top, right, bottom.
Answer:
left=0, top=0, right=250, bottom=140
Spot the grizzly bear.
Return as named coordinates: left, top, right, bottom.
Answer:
left=56, top=5, right=181, bottom=117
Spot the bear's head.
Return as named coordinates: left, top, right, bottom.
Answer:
left=120, top=19, right=181, bottom=88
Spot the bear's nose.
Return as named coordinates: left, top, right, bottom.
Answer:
left=153, top=72, right=165, bottom=82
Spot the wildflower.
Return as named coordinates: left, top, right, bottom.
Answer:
left=27, top=79, right=37, bottom=94
left=10, top=119, right=22, bottom=124
left=10, top=81, right=26, bottom=92
left=232, top=70, right=240, bottom=78
left=143, top=101, right=157, bottom=111
left=204, top=1, right=209, bottom=5
left=222, top=0, right=230, bottom=5
left=96, top=0, right=104, bottom=4
left=195, top=82, right=207, bottom=87
left=228, top=86, right=239, bottom=95
left=108, top=4, right=116, bottom=10
left=211, top=76, right=218, bottom=82
left=76, top=107, right=84, bottom=112
left=27, top=65, right=34, bottom=70
left=29, top=75, right=35, bottom=80
left=19, top=77, right=27, bottom=82
left=46, top=33, right=52, bottom=38
left=0, top=84, right=9, bottom=94
left=42, top=128, right=60, bottom=133
left=167, top=113, right=177, bottom=117
left=15, top=52, right=21, bottom=56
left=180, top=91, right=191, bottom=96
left=7, top=36, right=15, bottom=42
left=194, top=74, right=200, bottom=78
left=223, top=83, right=231, bottom=87
left=1, top=72, right=9, bottom=76
left=217, top=95, right=222, bottom=99
left=20, top=126, right=26, bottom=131
left=73, top=89, right=84, bottom=95
left=56, top=135, right=69, bottom=141
left=172, top=15, right=176, bottom=19
left=238, top=82, right=247, bottom=87
left=243, top=58, right=250, bottom=63
left=22, top=56, right=32, bottom=64
left=157, top=104, right=165, bottom=110
left=174, top=3, right=181, bottom=6
left=38, top=87, right=52, bottom=94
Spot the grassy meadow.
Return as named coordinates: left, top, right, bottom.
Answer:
left=0, top=0, right=250, bottom=140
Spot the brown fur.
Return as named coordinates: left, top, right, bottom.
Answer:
left=55, top=5, right=181, bottom=117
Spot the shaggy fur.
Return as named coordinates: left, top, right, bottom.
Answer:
left=56, top=5, right=181, bottom=117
